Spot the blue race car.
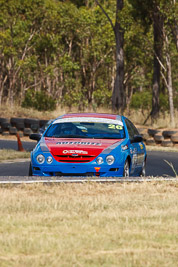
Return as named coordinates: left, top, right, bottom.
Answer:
left=29, top=113, right=147, bottom=177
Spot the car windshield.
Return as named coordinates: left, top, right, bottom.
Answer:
left=44, top=121, right=125, bottom=139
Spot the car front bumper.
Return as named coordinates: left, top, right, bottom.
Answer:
left=31, top=162, right=125, bottom=177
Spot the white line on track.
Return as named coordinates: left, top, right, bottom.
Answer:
left=0, top=177, right=177, bottom=184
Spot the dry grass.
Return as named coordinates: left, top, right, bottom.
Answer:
left=146, top=145, right=178, bottom=152
left=1, top=104, right=178, bottom=129
left=125, top=109, right=178, bottom=129
left=0, top=182, right=177, bottom=267
left=0, top=149, right=30, bottom=162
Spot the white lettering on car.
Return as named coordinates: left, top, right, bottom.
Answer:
left=63, top=150, right=88, bottom=155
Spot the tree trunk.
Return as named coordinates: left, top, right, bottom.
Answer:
left=151, top=8, right=163, bottom=120
left=166, top=53, right=175, bottom=128
left=164, top=32, right=175, bottom=127
left=112, top=0, right=125, bottom=112
left=95, top=0, right=125, bottom=113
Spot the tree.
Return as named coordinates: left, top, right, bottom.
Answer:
left=95, top=0, right=125, bottom=112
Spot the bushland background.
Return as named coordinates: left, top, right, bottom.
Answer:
left=0, top=0, right=177, bottom=127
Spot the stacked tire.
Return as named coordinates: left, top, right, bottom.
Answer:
left=145, top=128, right=159, bottom=146
left=10, top=118, right=25, bottom=136
left=146, top=128, right=178, bottom=147
left=162, top=130, right=178, bottom=147
left=151, top=129, right=178, bottom=147
left=24, top=118, right=40, bottom=136
left=171, top=133, right=178, bottom=147
left=0, top=117, right=43, bottom=137
left=0, top=118, right=10, bottom=136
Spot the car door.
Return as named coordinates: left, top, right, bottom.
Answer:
left=125, top=119, right=145, bottom=175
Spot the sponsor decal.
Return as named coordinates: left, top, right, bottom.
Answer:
left=57, top=141, right=101, bottom=146
left=139, top=143, right=144, bottom=149
left=63, top=150, right=88, bottom=155
left=53, top=117, right=123, bottom=126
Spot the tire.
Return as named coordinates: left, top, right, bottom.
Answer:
left=148, top=129, right=159, bottom=137
left=123, top=159, right=130, bottom=177
left=10, top=118, right=25, bottom=127
left=31, top=124, right=39, bottom=132
left=23, top=128, right=33, bottom=136
left=29, top=163, right=33, bottom=176
left=0, top=118, right=9, bottom=126
left=162, top=130, right=178, bottom=139
left=139, top=160, right=146, bottom=177
left=171, top=133, right=178, bottom=143
left=2, top=131, right=9, bottom=136
left=161, top=140, right=173, bottom=147
left=24, top=118, right=39, bottom=128
left=1, top=122, right=11, bottom=131
left=9, top=126, right=17, bottom=135
left=154, top=133, right=164, bottom=143
left=16, top=122, right=25, bottom=131
left=39, top=119, right=48, bottom=127
left=146, top=138, right=156, bottom=146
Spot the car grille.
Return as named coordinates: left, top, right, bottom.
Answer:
left=53, top=155, right=96, bottom=163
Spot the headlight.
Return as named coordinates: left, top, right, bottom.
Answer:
left=36, top=154, right=45, bottom=164
left=106, top=155, right=115, bottom=165
left=96, top=157, right=103, bottom=164
left=46, top=156, right=53, bottom=164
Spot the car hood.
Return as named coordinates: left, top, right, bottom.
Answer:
left=44, top=137, right=123, bottom=162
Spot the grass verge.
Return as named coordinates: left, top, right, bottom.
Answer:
left=146, top=145, right=178, bottom=152
left=0, top=182, right=177, bottom=267
left=0, top=149, right=30, bottom=162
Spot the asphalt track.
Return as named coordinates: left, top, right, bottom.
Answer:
left=0, top=140, right=178, bottom=181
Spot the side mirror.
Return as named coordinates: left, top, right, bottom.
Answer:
left=29, top=133, right=42, bottom=141
left=131, top=135, right=143, bottom=143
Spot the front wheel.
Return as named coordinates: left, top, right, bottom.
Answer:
left=29, top=163, right=32, bottom=176
left=123, top=159, right=130, bottom=177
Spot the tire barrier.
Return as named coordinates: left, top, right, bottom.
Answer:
left=148, top=128, right=160, bottom=137
left=9, top=127, right=18, bottom=135
left=10, top=117, right=25, bottom=127
left=0, top=118, right=10, bottom=126
left=154, top=133, right=164, bottom=143
left=16, top=122, right=25, bottom=131
left=39, top=119, right=48, bottom=127
left=24, top=118, right=39, bottom=129
left=171, top=133, right=178, bottom=143
left=146, top=138, right=156, bottom=146
left=162, top=130, right=178, bottom=139
left=23, top=128, right=33, bottom=136
left=1, top=122, right=11, bottom=131
left=161, top=140, right=174, bottom=147
left=0, top=117, right=41, bottom=136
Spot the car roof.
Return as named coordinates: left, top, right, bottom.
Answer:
left=57, top=113, right=122, bottom=121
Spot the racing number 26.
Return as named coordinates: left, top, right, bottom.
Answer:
left=108, top=124, right=122, bottom=130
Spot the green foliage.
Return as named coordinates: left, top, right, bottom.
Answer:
left=0, top=0, right=177, bottom=116
left=159, top=93, right=169, bottom=111
left=22, top=89, right=56, bottom=111
left=130, top=91, right=152, bottom=110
